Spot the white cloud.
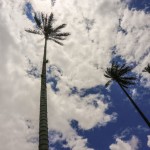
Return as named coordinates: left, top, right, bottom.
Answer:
left=147, top=135, right=150, bottom=147
left=109, top=136, right=139, bottom=150
left=130, top=88, right=138, bottom=99
left=123, top=0, right=133, bottom=4
left=116, top=9, right=150, bottom=87
left=29, top=0, right=52, bottom=12
left=64, top=135, right=94, bottom=150
left=46, top=88, right=116, bottom=149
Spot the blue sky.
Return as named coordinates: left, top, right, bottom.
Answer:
left=0, top=0, right=150, bottom=150
left=23, top=0, right=150, bottom=149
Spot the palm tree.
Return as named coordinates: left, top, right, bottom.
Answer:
left=104, top=61, right=150, bottom=128
left=143, top=63, right=150, bottom=74
left=25, top=12, right=70, bottom=150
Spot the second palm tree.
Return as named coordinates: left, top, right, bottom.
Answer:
left=104, top=61, right=150, bottom=128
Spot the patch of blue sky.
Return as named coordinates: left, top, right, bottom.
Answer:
left=124, top=0, right=150, bottom=12
left=133, top=86, right=150, bottom=119
left=47, top=77, right=59, bottom=92
left=80, top=85, right=102, bottom=97
left=27, top=61, right=62, bottom=92
left=117, top=18, right=128, bottom=35
left=27, top=67, right=40, bottom=78
left=24, top=2, right=34, bottom=22
left=48, top=130, right=69, bottom=150
left=69, top=84, right=109, bottom=103
left=26, top=59, right=40, bottom=78
left=69, top=87, right=79, bottom=96
left=69, top=82, right=150, bottom=150
left=46, top=65, right=62, bottom=92
left=111, top=48, right=139, bottom=72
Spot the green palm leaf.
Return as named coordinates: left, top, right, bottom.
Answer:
left=104, top=61, right=136, bottom=88
left=143, top=63, right=150, bottom=73
left=54, top=24, right=66, bottom=32
left=48, top=13, right=54, bottom=28
left=34, top=13, right=42, bottom=29
left=25, top=29, right=42, bottom=35
left=55, top=33, right=70, bottom=37
left=50, top=39, right=63, bottom=46
left=51, top=36, right=66, bottom=40
left=105, top=80, right=112, bottom=87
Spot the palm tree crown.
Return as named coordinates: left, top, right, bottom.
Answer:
left=143, top=63, right=150, bottom=74
left=104, top=61, right=136, bottom=88
left=25, top=12, right=70, bottom=45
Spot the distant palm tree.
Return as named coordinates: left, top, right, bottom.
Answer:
left=143, top=63, right=150, bottom=74
left=104, top=61, right=150, bottom=128
left=25, top=12, right=70, bottom=150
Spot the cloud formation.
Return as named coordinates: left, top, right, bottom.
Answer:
left=0, top=0, right=149, bottom=149
left=109, top=136, right=139, bottom=150
left=148, top=135, right=150, bottom=147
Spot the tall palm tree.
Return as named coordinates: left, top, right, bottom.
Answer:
left=25, top=12, right=70, bottom=150
left=104, top=61, right=150, bottom=128
left=143, top=63, right=150, bottom=74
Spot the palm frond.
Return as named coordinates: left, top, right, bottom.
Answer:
left=51, top=36, right=66, bottom=40
left=25, top=29, right=43, bottom=35
left=143, top=63, right=150, bottom=73
left=118, top=66, right=133, bottom=76
left=49, top=38, right=63, bottom=46
left=53, top=24, right=66, bottom=32
left=118, top=78, right=135, bottom=86
left=104, top=73, right=111, bottom=78
left=120, top=83, right=128, bottom=88
left=48, top=13, right=54, bottom=28
left=54, top=32, right=70, bottom=37
left=45, top=14, right=48, bottom=27
left=34, top=13, right=42, bottom=29
left=121, top=77, right=136, bottom=80
left=41, top=13, right=45, bottom=27
left=105, top=80, right=112, bottom=87
left=120, top=63, right=126, bottom=70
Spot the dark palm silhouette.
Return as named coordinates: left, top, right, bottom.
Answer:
left=143, top=63, right=150, bottom=74
left=25, top=12, right=70, bottom=150
left=104, top=61, right=150, bottom=128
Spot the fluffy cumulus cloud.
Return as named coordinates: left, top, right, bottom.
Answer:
left=130, top=88, right=138, bottom=99
left=0, top=0, right=149, bottom=149
left=109, top=136, right=139, bottom=150
left=123, top=0, right=133, bottom=4
left=116, top=8, right=150, bottom=87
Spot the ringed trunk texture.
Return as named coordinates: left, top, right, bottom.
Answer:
left=39, top=38, right=49, bottom=150
left=118, top=82, right=150, bottom=128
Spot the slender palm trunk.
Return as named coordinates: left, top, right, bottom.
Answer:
left=39, top=38, right=49, bottom=150
left=118, top=82, right=150, bottom=128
